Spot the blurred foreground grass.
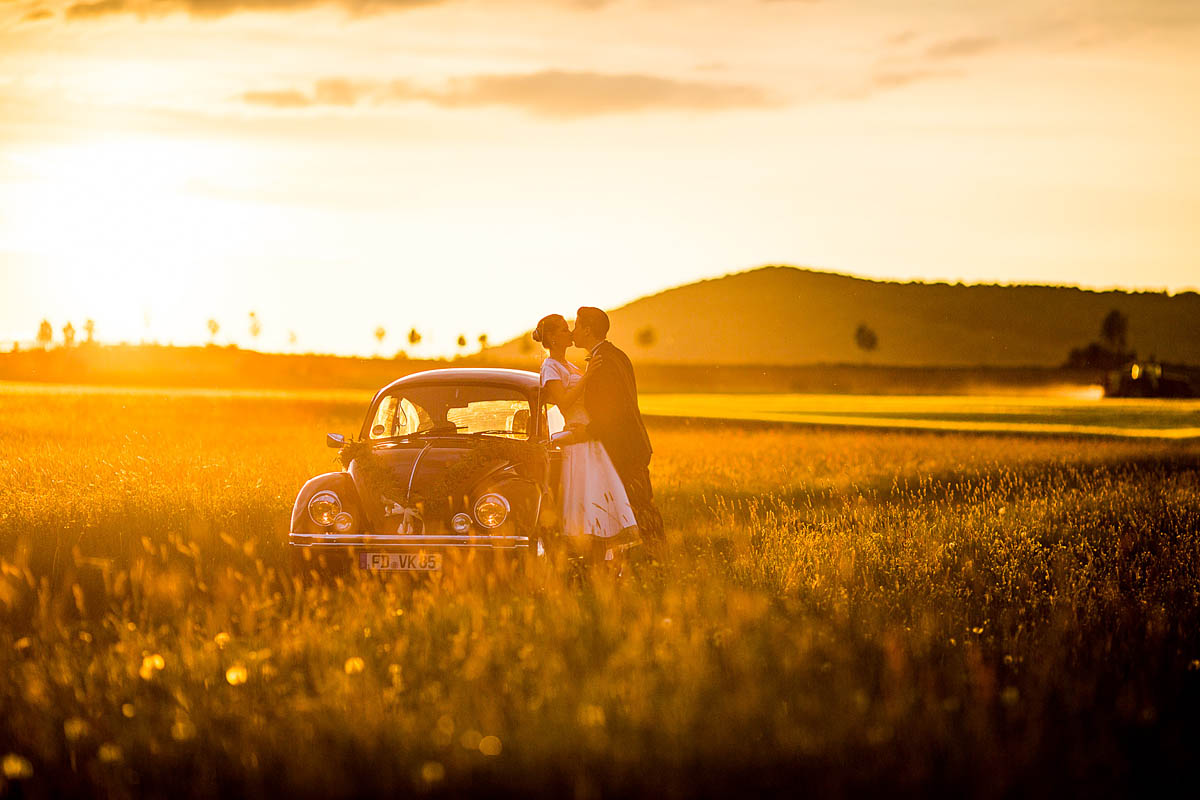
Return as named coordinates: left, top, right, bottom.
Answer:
left=1, top=386, right=1198, bottom=798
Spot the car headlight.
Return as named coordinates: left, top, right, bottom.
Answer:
left=332, top=512, right=354, bottom=533
left=451, top=513, right=473, bottom=534
left=473, top=494, right=510, bottom=529
left=308, top=491, right=341, bottom=527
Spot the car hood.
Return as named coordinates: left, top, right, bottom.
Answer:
left=349, top=439, right=526, bottom=527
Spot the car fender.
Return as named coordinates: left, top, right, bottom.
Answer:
left=471, top=471, right=542, bottom=533
left=291, top=472, right=367, bottom=534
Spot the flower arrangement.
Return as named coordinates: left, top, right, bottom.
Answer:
left=339, top=437, right=548, bottom=526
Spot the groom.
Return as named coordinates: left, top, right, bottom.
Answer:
left=572, top=306, right=665, bottom=545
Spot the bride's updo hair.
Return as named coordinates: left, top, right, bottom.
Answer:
left=532, top=314, right=566, bottom=347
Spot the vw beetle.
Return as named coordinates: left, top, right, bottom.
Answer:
left=289, top=368, right=567, bottom=577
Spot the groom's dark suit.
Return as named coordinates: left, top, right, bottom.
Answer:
left=584, top=340, right=664, bottom=542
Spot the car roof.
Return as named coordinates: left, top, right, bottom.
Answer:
left=374, top=368, right=541, bottom=400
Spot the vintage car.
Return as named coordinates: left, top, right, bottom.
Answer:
left=289, top=368, right=569, bottom=577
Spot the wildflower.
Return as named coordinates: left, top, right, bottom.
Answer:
left=2, top=753, right=32, bottom=777
left=97, top=744, right=123, bottom=764
left=577, top=704, right=606, bottom=728
left=2, top=753, right=33, bottom=780
left=170, top=719, right=196, bottom=742
left=63, top=717, right=89, bottom=741
left=214, top=632, right=231, bottom=649
left=478, top=735, right=502, bottom=756
left=419, top=761, right=445, bottom=784
left=226, top=664, right=248, bottom=686
left=139, top=654, right=165, bottom=680
left=344, top=657, right=365, bottom=675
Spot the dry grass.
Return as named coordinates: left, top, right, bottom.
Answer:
left=1, top=387, right=1199, bottom=798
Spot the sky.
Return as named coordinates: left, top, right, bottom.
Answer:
left=1, top=0, right=1197, bottom=356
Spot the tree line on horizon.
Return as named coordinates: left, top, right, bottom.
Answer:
left=12, top=308, right=1147, bottom=371
left=1064, top=309, right=1137, bottom=370
left=14, top=312, right=493, bottom=359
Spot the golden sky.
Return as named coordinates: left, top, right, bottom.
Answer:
left=1, top=0, right=1197, bottom=355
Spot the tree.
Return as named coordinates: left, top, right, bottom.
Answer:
left=248, top=311, right=262, bottom=342
left=854, top=323, right=878, bottom=357
left=456, top=334, right=467, bottom=350
left=477, top=333, right=489, bottom=351
left=288, top=331, right=298, bottom=348
left=62, top=322, right=76, bottom=348
left=635, top=326, right=657, bottom=348
left=83, top=319, right=95, bottom=344
left=407, top=328, right=422, bottom=348
left=1100, top=309, right=1128, bottom=352
left=207, top=319, right=220, bottom=343
left=36, top=320, right=52, bottom=349
left=375, top=326, right=387, bottom=347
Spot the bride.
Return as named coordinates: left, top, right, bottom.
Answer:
left=532, top=314, right=638, bottom=559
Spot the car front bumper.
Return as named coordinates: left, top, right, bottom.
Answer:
left=289, top=533, right=532, bottom=549
left=288, top=532, right=538, bottom=577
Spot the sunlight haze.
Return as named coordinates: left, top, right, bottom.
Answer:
left=2, top=0, right=1197, bottom=355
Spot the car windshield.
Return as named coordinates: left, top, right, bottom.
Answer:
left=368, top=384, right=533, bottom=440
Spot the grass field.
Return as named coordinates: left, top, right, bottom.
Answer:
left=641, top=392, right=1200, bottom=439
left=2, top=384, right=1199, bottom=797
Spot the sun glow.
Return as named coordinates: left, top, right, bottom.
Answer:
left=2, top=136, right=256, bottom=343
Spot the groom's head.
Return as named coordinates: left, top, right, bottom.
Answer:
left=573, top=307, right=609, bottom=350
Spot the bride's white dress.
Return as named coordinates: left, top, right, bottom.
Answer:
left=541, top=357, right=638, bottom=539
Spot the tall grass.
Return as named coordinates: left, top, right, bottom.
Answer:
left=1, top=388, right=1198, bottom=797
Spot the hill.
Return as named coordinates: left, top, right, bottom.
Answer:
left=483, top=266, right=1200, bottom=367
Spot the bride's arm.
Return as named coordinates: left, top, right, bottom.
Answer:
left=541, top=372, right=589, bottom=409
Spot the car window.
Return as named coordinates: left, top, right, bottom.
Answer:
left=368, top=385, right=533, bottom=439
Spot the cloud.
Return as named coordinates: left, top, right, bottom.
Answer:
left=64, top=0, right=445, bottom=20
left=240, top=89, right=312, bottom=108
left=868, top=69, right=951, bottom=92
left=59, top=0, right=614, bottom=20
left=399, top=71, right=773, bottom=117
left=923, top=35, right=998, bottom=60
left=22, top=7, right=55, bottom=20
left=832, top=67, right=959, bottom=101
left=65, top=0, right=126, bottom=18
left=313, top=78, right=363, bottom=106
left=853, top=31, right=997, bottom=98
left=240, top=70, right=775, bottom=117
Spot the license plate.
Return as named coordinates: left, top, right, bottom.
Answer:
left=359, top=552, right=441, bottom=572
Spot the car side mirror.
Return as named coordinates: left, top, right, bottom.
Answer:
left=326, top=433, right=346, bottom=448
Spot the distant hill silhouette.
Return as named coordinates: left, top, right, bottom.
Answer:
left=485, top=266, right=1200, bottom=367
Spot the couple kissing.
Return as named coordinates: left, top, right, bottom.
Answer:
left=532, top=307, right=665, bottom=559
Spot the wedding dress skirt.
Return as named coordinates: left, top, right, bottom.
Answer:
left=540, top=356, right=637, bottom=540
left=560, top=440, right=638, bottom=539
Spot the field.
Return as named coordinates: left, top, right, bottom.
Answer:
left=2, top=384, right=1199, bottom=797
left=641, top=392, right=1200, bottom=439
